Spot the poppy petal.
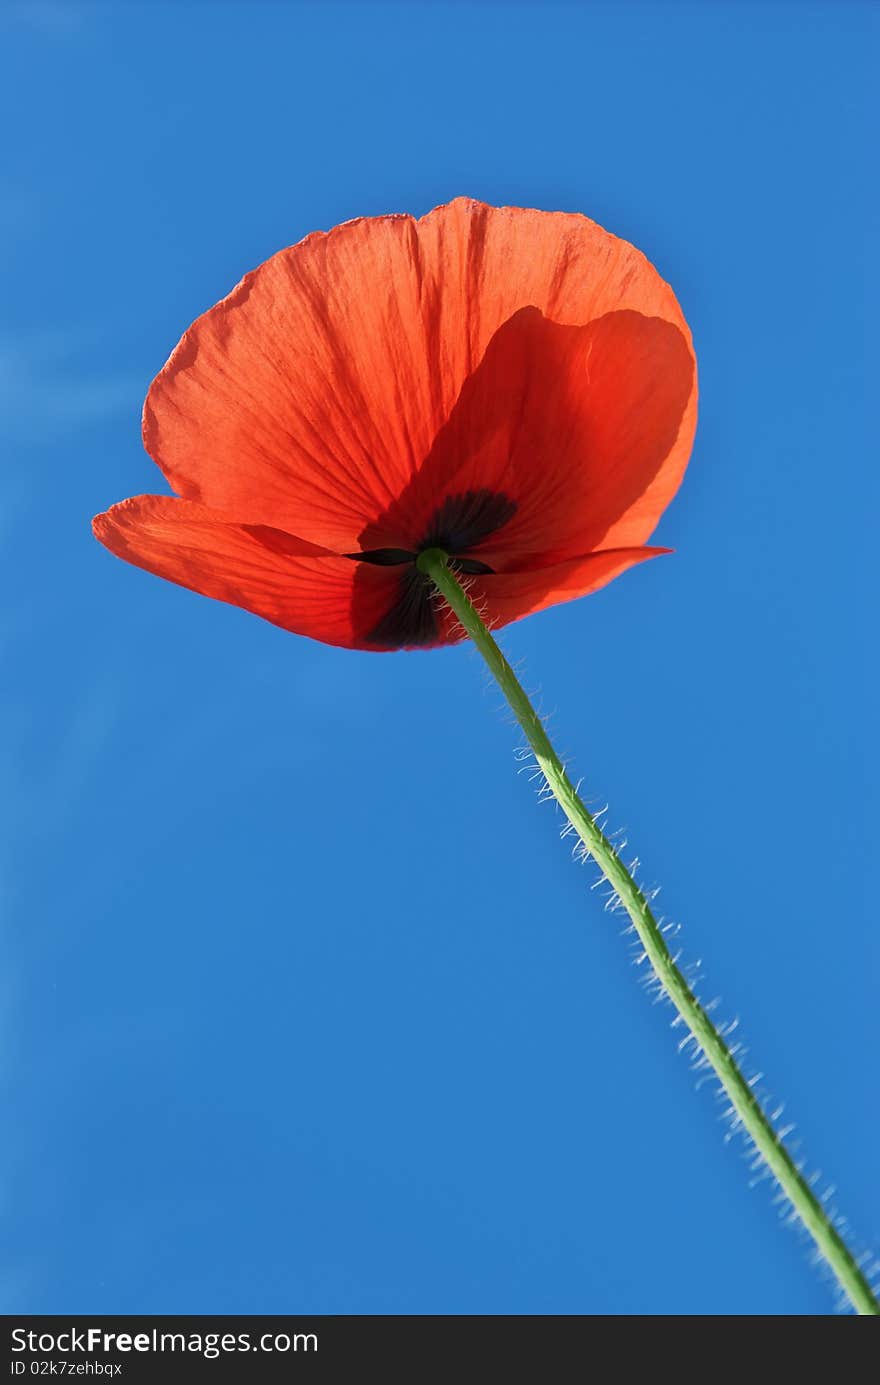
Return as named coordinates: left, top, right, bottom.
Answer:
left=92, top=495, right=399, bottom=649
left=143, top=198, right=695, bottom=554
left=362, top=307, right=694, bottom=560
left=93, top=499, right=663, bottom=651
left=459, top=546, right=668, bottom=635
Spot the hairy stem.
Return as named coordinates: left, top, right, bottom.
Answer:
left=417, top=547, right=877, bottom=1316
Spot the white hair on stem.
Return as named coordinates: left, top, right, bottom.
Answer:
left=488, top=628, right=878, bottom=1312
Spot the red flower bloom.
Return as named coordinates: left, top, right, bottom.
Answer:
left=93, top=198, right=697, bottom=649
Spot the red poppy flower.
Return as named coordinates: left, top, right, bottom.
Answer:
left=93, top=198, right=697, bottom=649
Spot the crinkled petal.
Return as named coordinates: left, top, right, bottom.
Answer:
left=464, top=546, right=668, bottom=633
left=359, top=307, right=694, bottom=560
left=92, top=495, right=399, bottom=650
left=143, top=198, right=696, bottom=554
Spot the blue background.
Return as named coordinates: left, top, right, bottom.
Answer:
left=2, top=1, right=876, bottom=1316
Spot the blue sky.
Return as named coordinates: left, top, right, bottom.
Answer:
left=2, top=0, right=876, bottom=1315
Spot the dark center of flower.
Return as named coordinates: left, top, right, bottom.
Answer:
left=348, top=488, right=517, bottom=647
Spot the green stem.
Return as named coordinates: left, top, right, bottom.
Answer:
left=417, top=546, right=878, bottom=1316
